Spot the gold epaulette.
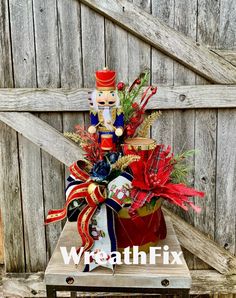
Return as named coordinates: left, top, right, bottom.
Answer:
left=117, top=107, right=123, bottom=116
left=90, top=109, right=98, bottom=116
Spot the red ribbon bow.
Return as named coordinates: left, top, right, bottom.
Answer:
left=45, top=160, right=108, bottom=253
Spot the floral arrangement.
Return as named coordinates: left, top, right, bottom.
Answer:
left=46, top=68, right=204, bottom=272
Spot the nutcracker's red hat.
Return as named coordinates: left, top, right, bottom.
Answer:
left=95, top=67, right=116, bottom=91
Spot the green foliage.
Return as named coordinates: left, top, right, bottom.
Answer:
left=171, top=149, right=197, bottom=185
left=118, top=70, right=150, bottom=123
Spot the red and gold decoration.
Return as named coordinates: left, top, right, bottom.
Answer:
left=47, top=69, right=205, bottom=272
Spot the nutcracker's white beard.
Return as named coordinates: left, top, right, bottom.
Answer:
left=103, top=108, right=113, bottom=130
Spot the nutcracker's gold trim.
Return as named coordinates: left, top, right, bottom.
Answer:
left=98, top=127, right=111, bottom=132
left=123, top=137, right=157, bottom=151
left=96, top=87, right=115, bottom=91
left=101, top=134, right=113, bottom=139
left=118, top=198, right=163, bottom=219
left=90, top=109, right=97, bottom=116
left=117, top=107, right=123, bottom=116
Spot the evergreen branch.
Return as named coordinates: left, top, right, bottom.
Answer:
left=170, top=149, right=197, bottom=184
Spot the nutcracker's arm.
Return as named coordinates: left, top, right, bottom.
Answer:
left=114, top=108, right=124, bottom=137
left=88, top=110, right=99, bottom=134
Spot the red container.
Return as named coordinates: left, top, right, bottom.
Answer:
left=115, top=199, right=166, bottom=252
left=116, top=137, right=167, bottom=251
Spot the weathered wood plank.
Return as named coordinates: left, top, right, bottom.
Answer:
left=0, top=0, right=13, bottom=87
left=79, top=0, right=236, bottom=83
left=171, top=0, right=198, bottom=269
left=215, top=0, right=236, bottom=257
left=0, top=123, right=25, bottom=272
left=105, top=20, right=128, bottom=82
left=9, top=0, right=37, bottom=87
left=190, top=270, right=236, bottom=295
left=127, top=1, right=151, bottom=81
left=213, top=50, right=236, bottom=67
left=81, top=4, right=105, bottom=87
left=33, top=0, right=65, bottom=264
left=194, top=110, right=217, bottom=268
left=9, top=0, right=47, bottom=273
left=33, top=0, right=60, bottom=88
left=163, top=207, right=236, bottom=275
left=151, top=0, right=174, bottom=146
left=18, top=135, right=47, bottom=272
left=194, top=0, right=220, bottom=270
left=0, top=0, right=22, bottom=271
left=0, top=0, right=26, bottom=273
left=59, top=0, right=84, bottom=186
left=0, top=213, right=3, bottom=264
left=215, top=109, right=236, bottom=255
left=40, top=113, right=65, bottom=262
left=3, top=270, right=236, bottom=296
left=0, top=112, right=83, bottom=167
left=45, top=219, right=191, bottom=288
left=1, top=85, right=236, bottom=111
left=57, top=0, right=83, bottom=87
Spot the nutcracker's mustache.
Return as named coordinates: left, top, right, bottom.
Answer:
left=89, top=90, right=120, bottom=111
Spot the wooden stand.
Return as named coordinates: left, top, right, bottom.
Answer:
left=45, top=216, right=191, bottom=297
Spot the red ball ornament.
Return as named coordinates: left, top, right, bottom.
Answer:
left=117, top=81, right=125, bottom=91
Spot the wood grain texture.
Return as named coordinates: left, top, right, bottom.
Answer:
left=151, top=0, right=174, bottom=146
left=18, top=135, right=47, bottom=272
left=194, top=0, right=220, bottom=269
left=215, top=109, right=236, bottom=255
left=57, top=0, right=83, bottom=87
left=0, top=123, right=25, bottom=272
left=33, top=0, right=65, bottom=265
left=171, top=0, right=198, bottom=269
left=0, top=0, right=13, bottom=87
left=163, top=207, right=236, bottom=275
left=9, top=0, right=37, bottom=87
left=105, top=20, right=128, bottom=82
left=79, top=0, right=236, bottom=83
left=0, top=0, right=17, bottom=271
left=40, top=113, right=65, bottom=263
left=1, top=85, right=236, bottom=111
left=0, top=0, right=26, bottom=273
left=215, top=0, right=236, bottom=257
left=9, top=0, right=47, bottom=273
left=0, top=213, right=3, bottom=264
left=0, top=112, right=83, bottom=166
left=127, top=0, right=151, bottom=81
left=45, top=217, right=191, bottom=288
left=214, top=50, right=236, bottom=67
left=81, top=4, right=105, bottom=87
left=3, top=270, right=236, bottom=296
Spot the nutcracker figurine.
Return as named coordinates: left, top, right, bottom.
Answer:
left=88, top=67, right=124, bottom=151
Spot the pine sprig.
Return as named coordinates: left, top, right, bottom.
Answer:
left=137, top=111, right=162, bottom=138
left=112, top=155, right=140, bottom=171
left=171, top=149, right=196, bottom=184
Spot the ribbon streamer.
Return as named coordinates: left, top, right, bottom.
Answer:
left=45, top=160, right=128, bottom=271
